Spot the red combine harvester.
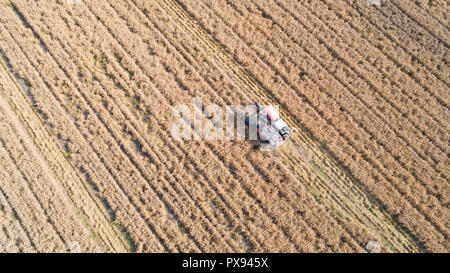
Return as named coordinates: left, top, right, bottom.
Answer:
left=246, top=101, right=295, bottom=151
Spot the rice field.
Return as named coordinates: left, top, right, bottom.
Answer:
left=0, top=0, right=448, bottom=253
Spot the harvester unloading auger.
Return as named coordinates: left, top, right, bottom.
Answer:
left=245, top=101, right=296, bottom=151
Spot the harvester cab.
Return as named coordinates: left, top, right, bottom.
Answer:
left=248, top=101, right=295, bottom=151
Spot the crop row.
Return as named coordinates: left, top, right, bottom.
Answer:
left=118, top=0, right=386, bottom=251
left=390, top=0, right=450, bottom=48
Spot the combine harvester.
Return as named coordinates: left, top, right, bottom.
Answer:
left=246, top=101, right=295, bottom=151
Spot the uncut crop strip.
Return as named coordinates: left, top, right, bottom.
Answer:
left=196, top=0, right=449, bottom=220
left=62, top=0, right=324, bottom=251
left=103, top=0, right=370, bottom=252
left=0, top=57, right=129, bottom=252
left=0, top=13, right=167, bottom=253
left=173, top=0, right=450, bottom=251
left=7, top=0, right=296, bottom=251
left=146, top=0, right=428, bottom=252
